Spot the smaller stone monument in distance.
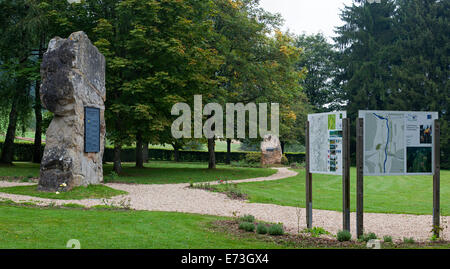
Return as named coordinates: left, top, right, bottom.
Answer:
left=38, top=31, right=106, bottom=192
left=261, top=134, right=282, bottom=166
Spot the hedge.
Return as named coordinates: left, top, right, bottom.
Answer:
left=0, top=142, right=305, bottom=164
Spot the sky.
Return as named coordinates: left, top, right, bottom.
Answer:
left=259, top=0, right=354, bottom=39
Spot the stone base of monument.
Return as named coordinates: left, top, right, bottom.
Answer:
left=38, top=32, right=106, bottom=192
left=260, top=134, right=282, bottom=166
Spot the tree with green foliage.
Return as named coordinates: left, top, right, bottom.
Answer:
left=391, top=0, right=449, bottom=168
left=295, top=33, right=340, bottom=112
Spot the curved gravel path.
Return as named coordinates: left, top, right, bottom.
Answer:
left=0, top=167, right=448, bottom=242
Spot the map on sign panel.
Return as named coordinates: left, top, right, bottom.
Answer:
left=308, top=111, right=346, bottom=175
left=359, top=110, right=438, bottom=176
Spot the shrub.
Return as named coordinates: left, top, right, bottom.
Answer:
left=245, top=152, right=261, bottom=164
left=359, top=232, right=378, bottom=242
left=239, top=214, right=255, bottom=223
left=230, top=160, right=261, bottom=168
left=256, top=224, right=268, bottom=234
left=0, top=141, right=307, bottom=164
left=239, top=222, right=255, bottom=232
left=337, top=230, right=352, bottom=242
left=303, top=227, right=330, bottom=237
left=281, top=154, right=289, bottom=165
left=403, top=237, right=415, bottom=244
left=268, top=223, right=284, bottom=236
left=383, top=236, right=393, bottom=243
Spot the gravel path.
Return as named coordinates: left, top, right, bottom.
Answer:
left=0, top=168, right=448, bottom=242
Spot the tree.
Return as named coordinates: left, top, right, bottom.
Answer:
left=391, top=0, right=450, bottom=168
left=295, top=33, right=340, bottom=112
left=334, top=0, right=397, bottom=153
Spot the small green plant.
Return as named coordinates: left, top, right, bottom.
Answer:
left=383, top=235, right=393, bottom=243
left=430, top=234, right=438, bottom=242
left=268, top=223, right=284, bottom=236
left=281, top=154, right=289, bottom=165
left=245, top=152, right=262, bottom=164
left=239, top=214, right=255, bottom=223
left=337, top=230, right=352, bottom=242
left=403, top=237, right=415, bottom=244
left=256, top=224, right=268, bottom=234
left=359, top=232, right=378, bottom=242
left=239, top=222, right=255, bottom=232
left=303, top=227, right=330, bottom=237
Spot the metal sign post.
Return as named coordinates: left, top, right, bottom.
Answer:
left=342, top=118, right=351, bottom=232
left=433, top=119, right=441, bottom=238
left=356, top=118, right=364, bottom=238
left=305, top=121, right=313, bottom=229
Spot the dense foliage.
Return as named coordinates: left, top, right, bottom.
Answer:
left=0, top=0, right=448, bottom=168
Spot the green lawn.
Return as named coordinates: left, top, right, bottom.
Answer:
left=231, top=168, right=450, bottom=216
left=103, top=162, right=276, bottom=184
left=0, top=205, right=286, bottom=249
left=0, top=161, right=276, bottom=185
left=0, top=185, right=127, bottom=200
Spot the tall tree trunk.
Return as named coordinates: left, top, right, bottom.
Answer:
left=32, top=79, right=42, bottom=163
left=281, top=141, right=285, bottom=154
left=143, top=141, right=149, bottom=163
left=1, top=98, right=19, bottom=164
left=172, top=144, right=180, bottom=162
left=33, top=39, right=44, bottom=164
left=135, top=132, right=144, bottom=168
left=226, top=138, right=231, bottom=164
left=208, top=138, right=216, bottom=169
left=113, top=144, right=122, bottom=174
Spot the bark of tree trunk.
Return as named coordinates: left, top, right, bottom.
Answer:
left=113, top=144, right=122, bottom=174
left=143, top=141, right=149, bottom=163
left=208, top=138, right=216, bottom=169
left=32, top=79, right=42, bottom=163
left=1, top=98, right=19, bottom=164
left=173, top=146, right=180, bottom=162
left=135, top=133, right=144, bottom=168
left=33, top=39, right=44, bottom=164
left=226, top=138, right=231, bottom=164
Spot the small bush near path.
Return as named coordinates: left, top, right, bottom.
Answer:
left=302, top=227, right=330, bottom=238
left=190, top=181, right=248, bottom=201
left=268, top=223, right=284, bottom=236
left=256, top=224, right=268, bottom=234
left=337, top=230, right=352, bottom=242
left=383, top=236, right=393, bottom=243
left=239, top=222, right=255, bottom=232
left=239, top=214, right=255, bottom=223
left=358, top=232, right=378, bottom=242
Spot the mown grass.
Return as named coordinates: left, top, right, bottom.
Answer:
left=232, top=168, right=450, bottom=216
left=0, top=205, right=285, bottom=249
left=0, top=184, right=127, bottom=200
left=102, top=162, right=276, bottom=184
left=0, top=203, right=448, bottom=249
left=0, top=162, right=276, bottom=185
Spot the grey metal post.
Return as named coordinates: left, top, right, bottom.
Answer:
left=356, top=118, right=364, bottom=238
left=305, top=121, right=313, bottom=229
left=433, top=119, right=441, bottom=238
left=342, top=118, right=351, bottom=232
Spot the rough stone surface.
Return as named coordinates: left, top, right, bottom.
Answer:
left=260, top=134, right=282, bottom=165
left=39, top=31, right=106, bottom=191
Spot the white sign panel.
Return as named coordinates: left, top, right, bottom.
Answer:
left=359, top=110, right=438, bottom=176
left=308, top=111, right=347, bottom=175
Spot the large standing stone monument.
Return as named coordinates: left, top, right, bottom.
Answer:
left=38, top=31, right=106, bottom=191
left=261, top=134, right=282, bottom=166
